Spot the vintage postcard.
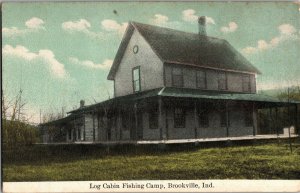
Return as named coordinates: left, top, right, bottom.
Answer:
left=2, top=1, right=300, bottom=192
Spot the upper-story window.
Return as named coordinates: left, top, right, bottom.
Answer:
left=196, top=70, right=207, bottom=89
left=172, top=67, right=183, bottom=87
left=132, top=66, right=141, bottom=92
left=242, top=74, right=251, bottom=92
left=218, top=72, right=227, bottom=90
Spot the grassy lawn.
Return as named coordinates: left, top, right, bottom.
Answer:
left=3, top=140, right=300, bottom=181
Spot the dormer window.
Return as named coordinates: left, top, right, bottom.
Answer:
left=172, top=67, right=183, bottom=87
left=218, top=72, right=227, bottom=90
left=132, top=66, right=141, bottom=92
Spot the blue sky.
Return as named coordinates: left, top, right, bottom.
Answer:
left=2, top=2, right=300, bottom=123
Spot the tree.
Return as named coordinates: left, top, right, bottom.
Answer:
left=2, top=89, right=40, bottom=150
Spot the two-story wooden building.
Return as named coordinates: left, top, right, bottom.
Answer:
left=40, top=17, right=299, bottom=144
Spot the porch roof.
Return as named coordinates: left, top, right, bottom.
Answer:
left=40, top=113, right=77, bottom=126
left=41, top=87, right=299, bottom=126
left=69, top=87, right=299, bottom=114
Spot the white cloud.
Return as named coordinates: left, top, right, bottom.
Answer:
left=150, top=14, right=169, bottom=26
left=2, top=17, right=45, bottom=38
left=148, top=14, right=183, bottom=30
left=69, top=57, right=113, bottom=70
left=221, top=22, right=238, bottom=33
left=3, top=45, right=68, bottom=79
left=2, top=27, right=26, bottom=38
left=101, top=19, right=128, bottom=36
left=62, top=19, right=103, bottom=39
left=62, top=19, right=91, bottom=32
left=242, top=24, right=299, bottom=55
left=182, top=9, right=215, bottom=25
left=205, top=17, right=216, bottom=25
left=182, top=9, right=198, bottom=22
left=278, top=24, right=296, bottom=35
left=25, top=17, right=45, bottom=29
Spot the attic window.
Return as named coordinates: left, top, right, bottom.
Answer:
left=133, top=45, right=139, bottom=54
left=132, top=66, right=141, bottom=92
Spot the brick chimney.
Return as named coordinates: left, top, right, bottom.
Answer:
left=80, top=100, right=85, bottom=108
left=198, top=16, right=206, bottom=36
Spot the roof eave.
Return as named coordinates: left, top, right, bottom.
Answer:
left=106, top=22, right=135, bottom=81
left=164, top=61, right=259, bottom=75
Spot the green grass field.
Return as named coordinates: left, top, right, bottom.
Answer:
left=3, top=140, right=300, bottom=181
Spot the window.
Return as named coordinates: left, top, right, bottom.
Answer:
left=242, top=74, right=251, bottom=92
left=98, top=116, right=105, bottom=128
left=198, top=106, right=209, bottom=128
left=132, top=67, right=141, bottom=92
left=174, top=107, right=185, bottom=128
left=149, top=108, right=158, bottom=129
left=68, top=129, right=72, bottom=140
left=245, top=109, right=253, bottom=127
left=78, top=128, right=81, bottom=140
left=122, top=113, right=131, bottom=130
left=220, top=111, right=227, bottom=127
left=219, top=103, right=229, bottom=127
left=172, top=67, right=183, bottom=87
left=218, top=72, right=227, bottom=90
left=196, top=70, right=207, bottom=89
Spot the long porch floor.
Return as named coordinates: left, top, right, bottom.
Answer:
left=37, top=134, right=299, bottom=145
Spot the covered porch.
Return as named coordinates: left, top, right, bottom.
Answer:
left=40, top=87, right=299, bottom=144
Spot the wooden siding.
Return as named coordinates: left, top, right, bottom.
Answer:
left=165, top=64, right=256, bottom=93
left=114, top=29, right=164, bottom=97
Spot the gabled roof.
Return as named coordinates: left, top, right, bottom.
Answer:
left=107, top=21, right=261, bottom=80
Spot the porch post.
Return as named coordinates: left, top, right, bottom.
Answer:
left=194, top=101, right=198, bottom=139
left=252, top=102, right=256, bottom=136
left=226, top=101, right=229, bottom=137
left=104, top=107, right=108, bottom=141
left=83, top=115, right=86, bottom=141
left=268, top=108, right=272, bottom=134
left=165, top=105, right=169, bottom=140
left=72, top=119, right=75, bottom=142
left=158, top=97, right=163, bottom=140
left=118, top=108, right=122, bottom=141
left=275, top=107, right=279, bottom=136
left=66, top=129, right=69, bottom=142
left=76, top=125, right=78, bottom=141
left=134, top=102, right=138, bottom=141
left=92, top=112, right=95, bottom=141
left=295, top=104, right=298, bottom=134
